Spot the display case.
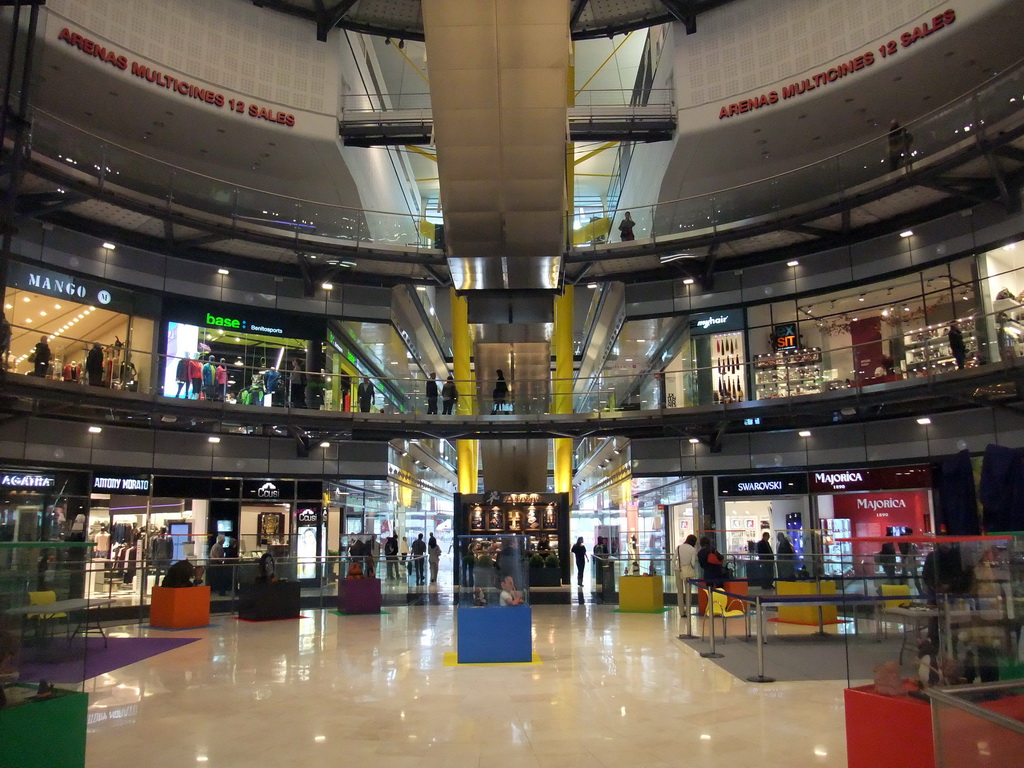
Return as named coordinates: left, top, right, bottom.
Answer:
left=904, top=317, right=976, bottom=375
left=455, top=534, right=532, bottom=663
left=0, top=541, right=95, bottom=768
left=454, top=492, right=570, bottom=586
left=711, top=330, right=746, bottom=403
left=753, top=347, right=823, bottom=399
left=928, top=681, right=1024, bottom=768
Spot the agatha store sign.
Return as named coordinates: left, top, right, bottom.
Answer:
left=718, top=9, right=957, bottom=119
left=56, top=27, right=296, bottom=128
left=0, top=473, right=56, bottom=489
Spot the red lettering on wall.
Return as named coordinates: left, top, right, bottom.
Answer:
left=56, top=26, right=295, bottom=128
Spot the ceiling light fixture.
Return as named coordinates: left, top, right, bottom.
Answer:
left=321, top=282, right=334, bottom=290
left=218, top=268, right=230, bottom=275
left=899, top=230, right=914, bottom=238
left=88, top=426, right=102, bottom=434
left=320, top=441, right=330, bottom=448
left=787, top=260, right=799, bottom=267
left=688, top=437, right=700, bottom=444
left=208, top=436, right=221, bottom=443
left=916, top=417, right=931, bottom=425
left=798, top=430, right=811, bottom=437
left=682, top=278, right=695, bottom=285
left=102, top=242, right=115, bottom=250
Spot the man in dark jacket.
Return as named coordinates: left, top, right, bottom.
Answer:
left=32, top=336, right=51, bottom=377
left=425, top=372, right=439, bottom=414
left=86, top=342, right=105, bottom=386
left=357, top=375, right=375, bottom=412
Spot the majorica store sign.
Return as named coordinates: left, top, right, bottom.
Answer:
left=8, top=262, right=133, bottom=314
left=809, top=465, right=931, bottom=493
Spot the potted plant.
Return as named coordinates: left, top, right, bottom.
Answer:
left=530, top=552, right=561, bottom=587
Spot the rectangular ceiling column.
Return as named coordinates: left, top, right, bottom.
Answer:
left=422, top=0, right=570, bottom=291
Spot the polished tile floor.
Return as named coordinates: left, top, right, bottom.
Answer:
left=85, top=605, right=850, bottom=767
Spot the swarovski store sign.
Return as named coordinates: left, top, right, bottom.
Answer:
left=719, top=473, right=808, bottom=496
left=8, top=261, right=134, bottom=314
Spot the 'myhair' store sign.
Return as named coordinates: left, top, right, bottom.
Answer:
left=718, top=473, right=808, bottom=497
left=8, top=262, right=132, bottom=314
left=688, top=309, right=745, bottom=335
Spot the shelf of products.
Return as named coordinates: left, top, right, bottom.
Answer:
left=754, top=347, right=823, bottom=398
left=904, top=318, right=975, bottom=375
left=712, top=331, right=746, bottom=403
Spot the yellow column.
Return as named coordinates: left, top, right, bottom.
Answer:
left=553, top=286, right=574, bottom=493
left=553, top=46, right=576, bottom=495
left=451, top=287, right=478, bottom=493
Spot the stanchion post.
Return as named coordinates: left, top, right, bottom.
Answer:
left=747, top=595, right=776, bottom=683
left=700, top=586, right=724, bottom=659
left=677, top=577, right=696, bottom=640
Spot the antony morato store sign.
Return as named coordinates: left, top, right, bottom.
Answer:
left=92, top=476, right=151, bottom=493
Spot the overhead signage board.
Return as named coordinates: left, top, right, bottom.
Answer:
left=8, top=262, right=133, bottom=314
left=809, top=465, right=931, bottom=493
left=688, top=309, right=745, bottom=335
left=0, top=472, right=56, bottom=490
left=719, top=473, right=808, bottom=497
left=92, top=475, right=151, bottom=493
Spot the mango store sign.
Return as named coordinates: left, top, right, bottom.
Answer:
left=717, top=9, right=957, bottom=119
left=56, top=27, right=296, bottom=128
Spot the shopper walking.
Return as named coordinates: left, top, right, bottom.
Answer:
left=755, top=531, right=775, bottom=588
left=86, top=342, right=105, bottom=387
left=618, top=211, right=636, bottom=241
left=357, top=375, right=375, bottom=412
left=400, top=534, right=410, bottom=577
left=411, top=533, right=427, bottom=585
left=887, top=119, right=912, bottom=170
left=289, top=358, right=306, bottom=407
left=428, top=533, right=442, bottom=583
left=425, top=372, right=439, bottom=414
left=948, top=322, right=966, bottom=370
left=31, top=335, right=51, bottom=377
left=675, top=534, right=698, bottom=618
left=776, top=532, right=796, bottom=581
left=384, top=533, right=399, bottom=579
left=571, top=537, right=588, bottom=588
left=491, top=369, right=509, bottom=414
left=442, top=373, right=458, bottom=415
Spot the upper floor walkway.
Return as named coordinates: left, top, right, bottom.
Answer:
left=16, top=58, right=1024, bottom=286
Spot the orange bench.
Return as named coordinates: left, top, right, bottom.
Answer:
left=151, top=586, right=211, bottom=629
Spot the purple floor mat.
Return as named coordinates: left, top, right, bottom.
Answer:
left=18, top=637, right=198, bottom=684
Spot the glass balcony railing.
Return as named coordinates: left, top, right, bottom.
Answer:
left=20, top=59, right=1024, bottom=259
left=2, top=303, right=1016, bottom=420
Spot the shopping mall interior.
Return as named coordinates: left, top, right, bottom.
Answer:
left=2, top=1, right=1024, bottom=766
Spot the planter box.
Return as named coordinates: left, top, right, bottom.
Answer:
left=530, top=567, right=561, bottom=587
left=0, top=688, right=88, bottom=768
left=238, top=581, right=300, bottom=621
left=457, top=604, right=532, bottom=663
left=151, top=586, right=211, bottom=629
left=337, top=578, right=381, bottom=614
